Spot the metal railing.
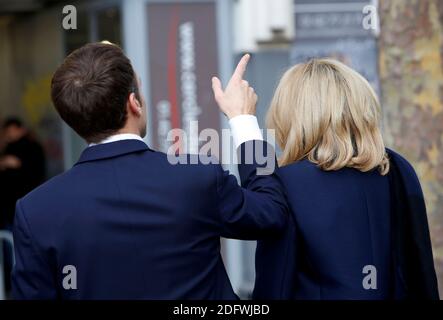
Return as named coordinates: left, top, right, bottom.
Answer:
left=0, top=231, right=14, bottom=300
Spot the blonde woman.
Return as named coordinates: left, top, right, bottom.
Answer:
left=215, top=58, right=439, bottom=300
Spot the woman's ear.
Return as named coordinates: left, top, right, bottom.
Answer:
left=127, top=92, right=142, bottom=116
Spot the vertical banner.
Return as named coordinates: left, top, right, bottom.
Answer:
left=147, top=1, right=220, bottom=153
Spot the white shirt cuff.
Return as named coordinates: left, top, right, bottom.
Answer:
left=229, top=115, right=263, bottom=149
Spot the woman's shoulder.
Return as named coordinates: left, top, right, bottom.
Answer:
left=277, top=159, right=360, bottom=188
left=386, top=148, right=423, bottom=194
left=279, top=150, right=418, bottom=178
left=277, top=157, right=391, bottom=191
left=278, top=158, right=319, bottom=176
left=278, top=158, right=364, bottom=178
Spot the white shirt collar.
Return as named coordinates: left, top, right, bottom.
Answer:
left=89, top=133, right=145, bottom=147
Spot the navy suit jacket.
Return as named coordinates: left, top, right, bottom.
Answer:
left=12, top=139, right=288, bottom=299
left=254, top=150, right=432, bottom=300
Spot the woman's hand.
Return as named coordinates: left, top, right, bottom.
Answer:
left=212, top=54, right=258, bottom=119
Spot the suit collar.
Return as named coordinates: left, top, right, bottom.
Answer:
left=76, top=139, right=153, bottom=165
left=88, top=133, right=144, bottom=147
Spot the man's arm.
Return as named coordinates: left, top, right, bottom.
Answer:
left=12, top=200, right=57, bottom=299
left=211, top=55, right=289, bottom=239
left=215, top=139, right=288, bottom=240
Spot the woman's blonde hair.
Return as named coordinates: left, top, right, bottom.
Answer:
left=267, top=58, right=389, bottom=175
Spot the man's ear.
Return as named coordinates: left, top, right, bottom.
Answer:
left=127, top=92, right=142, bottom=117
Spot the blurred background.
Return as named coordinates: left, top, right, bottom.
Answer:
left=0, top=0, right=442, bottom=299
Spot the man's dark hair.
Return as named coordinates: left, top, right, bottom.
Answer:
left=3, top=117, right=24, bottom=129
left=51, top=43, right=139, bottom=142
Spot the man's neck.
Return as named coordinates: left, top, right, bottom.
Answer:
left=115, top=129, right=142, bottom=137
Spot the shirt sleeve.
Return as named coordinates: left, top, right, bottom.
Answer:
left=229, top=115, right=263, bottom=149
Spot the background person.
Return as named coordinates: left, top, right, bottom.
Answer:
left=0, top=117, right=45, bottom=296
left=0, top=118, right=46, bottom=229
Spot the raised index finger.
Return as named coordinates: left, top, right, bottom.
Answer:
left=231, top=54, right=250, bottom=82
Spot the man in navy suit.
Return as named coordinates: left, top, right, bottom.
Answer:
left=11, top=43, right=288, bottom=299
